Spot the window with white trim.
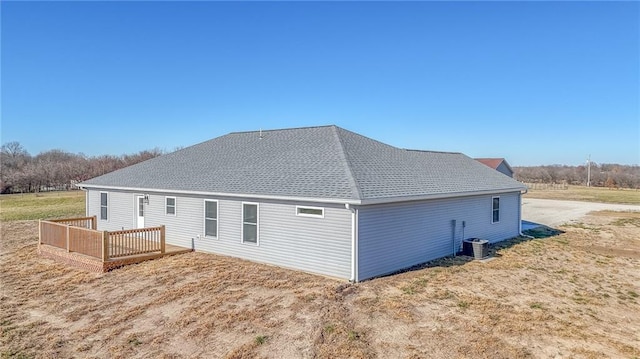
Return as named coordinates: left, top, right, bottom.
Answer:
left=204, top=200, right=218, bottom=237
left=166, top=197, right=176, bottom=215
left=492, top=196, right=500, bottom=223
left=296, top=206, right=324, bottom=218
left=242, top=203, right=258, bottom=244
left=100, top=192, right=108, bottom=220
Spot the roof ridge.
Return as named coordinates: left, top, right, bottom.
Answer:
left=230, top=124, right=335, bottom=135
left=405, top=149, right=462, bottom=155
left=331, top=126, right=363, bottom=201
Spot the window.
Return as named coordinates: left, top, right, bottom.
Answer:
left=138, top=197, right=144, bottom=217
left=100, top=192, right=108, bottom=220
left=492, top=196, right=500, bottom=223
left=296, top=206, right=324, bottom=218
left=242, top=203, right=258, bottom=244
left=166, top=197, right=176, bottom=215
left=204, top=200, right=218, bottom=237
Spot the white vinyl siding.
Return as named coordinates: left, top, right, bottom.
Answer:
left=296, top=206, right=324, bottom=218
left=204, top=200, right=218, bottom=238
left=100, top=192, right=108, bottom=220
left=166, top=197, right=176, bottom=215
left=86, top=190, right=352, bottom=279
left=358, top=192, right=521, bottom=281
left=242, top=202, right=259, bottom=245
left=492, top=196, right=500, bottom=223
left=88, top=190, right=135, bottom=231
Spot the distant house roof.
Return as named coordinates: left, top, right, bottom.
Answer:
left=80, top=126, right=526, bottom=205
left=476, top=158, right=507, bottom=170
left=475, top=158, right=514, bottom=174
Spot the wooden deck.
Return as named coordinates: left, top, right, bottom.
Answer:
left=38, top=216, right=192, bottom=272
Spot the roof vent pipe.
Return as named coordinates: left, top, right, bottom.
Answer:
left=259, top=128, right=263, bottom=139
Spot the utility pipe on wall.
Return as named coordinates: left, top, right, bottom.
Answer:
left=461, top=220, right=466, bottom=252
left=451, top=219, right=457, bottom=256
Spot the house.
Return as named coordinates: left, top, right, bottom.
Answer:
left=475, top=158, right=515, bottom=178
left=78, top=125, right=527, bottom=281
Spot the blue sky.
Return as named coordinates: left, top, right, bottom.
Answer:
left=2, top=1, right=638, bottom=166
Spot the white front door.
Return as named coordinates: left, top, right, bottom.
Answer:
left=136, top=195, right=145, bottom=228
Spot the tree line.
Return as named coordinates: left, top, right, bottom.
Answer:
left=514, top=164, right=640, bottom=189
left=1, top=142, right=163, bottom=194
left=2, top=141, right=638, bottom=193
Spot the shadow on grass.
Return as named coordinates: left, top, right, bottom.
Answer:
left=373, top=255, right=476, bottom=280
left=373, top=225, right=565, bottom=281
left=488, top=225, right=563, bottom=258
left=522, top=225, right=564, bottom=239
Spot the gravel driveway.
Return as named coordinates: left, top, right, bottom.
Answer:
left=522, top=198, right=640, bottom=228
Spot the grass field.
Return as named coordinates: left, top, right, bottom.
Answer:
left=0, top=186, right=635, bottom=222
left=0, top=191, right=85, bottom=221
left=524, top=185, right=640, bottom=205
left=1, top=190, right=639, bottom=358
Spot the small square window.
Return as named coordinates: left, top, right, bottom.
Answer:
left=296, top=206, right=324, bottom=218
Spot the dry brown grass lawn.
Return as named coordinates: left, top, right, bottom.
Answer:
left=524, top=185, right=640, bottom=205
left=2, top=211, right=639, bottom=358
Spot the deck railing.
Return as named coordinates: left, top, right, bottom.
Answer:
left=39, top=218, right=165, bottom=262
left=108, top=226, right=165, bottom=258
left=40, top=221, right=69, bottom=250
left=69, top=226, right=105, bottom=259
left=48, top=216, right=97, bottom=230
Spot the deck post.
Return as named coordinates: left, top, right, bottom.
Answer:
left=160, top=225, right=166, bottom=254
left=102, top=231, right=109, bottom=262
left=91, top=215, right=97, bottom=230
left=66, top=225, right=70, bottom=252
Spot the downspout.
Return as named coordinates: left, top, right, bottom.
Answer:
left=518, top=191, right=522, bottom=234
left=518, top=189, right=535, bottom=239
left=346, top=203, right=358, bottom=282
left=83, top=188, right=89, bottom=216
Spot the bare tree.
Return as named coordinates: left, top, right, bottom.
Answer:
left=1, top=142, right=31, bottom=193
left=1, top=142, right=164, bottom=194
left=515, top=164, right=640, bottom=189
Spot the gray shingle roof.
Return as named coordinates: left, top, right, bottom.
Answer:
left=80, top=125, right=526, bottom=204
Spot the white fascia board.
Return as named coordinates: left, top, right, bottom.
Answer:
left=78, top=184, right=527, bottom=207
left=358, top=187, right=528, bottom=206
left=76, top=184, right=363, bottom=205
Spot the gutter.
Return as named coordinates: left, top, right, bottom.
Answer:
left=78, top=183, right=526, bottom=207
left=77, top=184, right=363, bottom=206
left=358, top=187, right=528, bottom=206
